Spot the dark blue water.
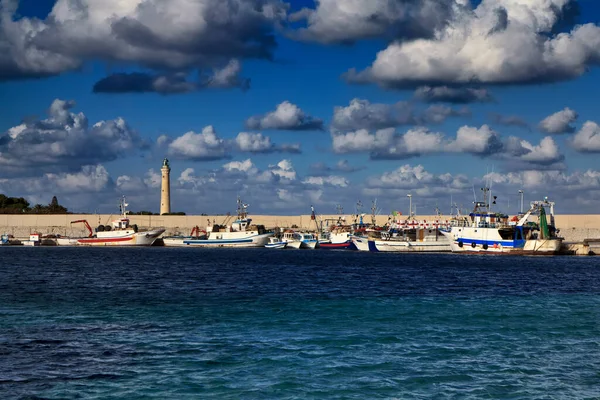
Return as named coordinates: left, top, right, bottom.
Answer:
left=1, top=248, right=600, bottom=399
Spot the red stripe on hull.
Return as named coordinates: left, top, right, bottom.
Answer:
left=319, top=242, right=351, bottom=249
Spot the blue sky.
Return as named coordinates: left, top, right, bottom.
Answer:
left=1, top=0, right=600, bottom=215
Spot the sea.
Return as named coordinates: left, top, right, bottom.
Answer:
left=1, top=247, right=600, bottom=399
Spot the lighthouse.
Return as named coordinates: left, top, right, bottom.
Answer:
left=160, top=158, right=171, bottom=215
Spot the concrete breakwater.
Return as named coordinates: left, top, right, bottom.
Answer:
left=1, top=214, right=600, bottom=243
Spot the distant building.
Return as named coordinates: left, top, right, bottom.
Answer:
left=160, top=158, right=171, bottom=215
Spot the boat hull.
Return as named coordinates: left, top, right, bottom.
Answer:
left=179, top=233, right=273, bottom=248
left=265, top=242, right=287, bottom=249
left=300, top=240, right=318, bottom=249
left=351, top=237, right=370, bottom=252
left=286, top=240, right=303, bottom=249
left=57, top=228, right=165, bottom=247
left=441, top=231, right=561, bottom=255
left=371, top=239, right=451, bottom=252
left=318, top=241, right=351, bottom=250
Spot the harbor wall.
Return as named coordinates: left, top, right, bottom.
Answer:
left=1, top=214, right=600, bottom=242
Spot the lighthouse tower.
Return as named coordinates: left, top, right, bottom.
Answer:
left=160, top=158, right=171, bottom=215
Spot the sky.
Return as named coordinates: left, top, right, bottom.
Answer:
left=1, top=0, right=600, bottom=216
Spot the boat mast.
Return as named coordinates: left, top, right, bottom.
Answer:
left=237, top=196, right=249, bottom=220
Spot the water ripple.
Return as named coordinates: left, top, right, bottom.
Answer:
left=1, top=248, right=600, bottom=398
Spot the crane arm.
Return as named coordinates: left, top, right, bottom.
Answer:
left=70, top=220, right=93, bottom=237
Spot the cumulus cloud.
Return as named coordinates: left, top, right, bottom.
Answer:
left=345, top=0, right=600, bottom=88
left=446, top=125, right=504, bottom=156
left=331, top=98, right=416, bottom=131
left=365, top=165, right=472, bottom=208
left=331, top=98, right=469, bottom=131
left=303, top=176, right=349, bottom=187
left=572, top=121, right=600, bottom=153
left=245, top=101, right=324, bottom=131
left=421, top=105, right=471, bottom=124
left=0, top=98, right=145, bottom=175
left=269, top=159, right=297, bottom=180
left=169, top=157, right=354, bottom=213
left=483, top=169, right=600, bottom=213
left=372, top=127, right=445, bottom=159
left=166, top=126, right=229, bottom=161
left=414, top=86, right=494, bottom=104
left=1, top=0, right=286, bottom=86
left=508, top=136, right=564, bottom=165
left=332, top=127, right=446, bottom=159
left=234, top=132, right=301, bottom=154
left=331, top=123, right=559, bottom=169
left=288, top=0, right=453, bottom=44
left=93, top=60, right=251, bottom=94
left=539, top=107, right=579, bottom=134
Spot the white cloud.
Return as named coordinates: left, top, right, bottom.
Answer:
left=288, top=0, right=452, bottom=44
left=303, top=176, right=349, bottom=187
left=1, top=0, right=287, bottom=82
left=0, top=99, right=144, bottom=175
left=572, top=121, right=600, bottom=153
left=539, top=107, right=579, bottom=134
left=46, top=165, right=111, bottom=192
left=518, top=136, right=563, bottom=164
left=332, top=128, right=395, bottom=153
left=446, top=125, right=504, bottom=155
left=331, top=98, right=416, bottom=131
left=269, top=159, right=297, bottom=180
left=167, top=126, right=229, bottom=161
left=246, top=101, right=324, bottom=131
left=223, top=159, right=257, bottom=174
left=345, top=0, right=600, bottom=88
left=234, top=132, right=301, bottom=154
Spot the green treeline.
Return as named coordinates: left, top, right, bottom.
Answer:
left=0, top=195, right=69, bottom=214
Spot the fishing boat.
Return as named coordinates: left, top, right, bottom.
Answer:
left=173, top=197, right=273, bottom=248
left=368, top=222, right=451, bottom=252
left=1, top=234, right=22, bottom=246
left=298, top=232, right=318, bottom=249
left=440, top=188, right=562, bottom=254
left=161, top=226, right=208, bottom=247
left=265, top=237, right=287, bottom=249
left=281, top=230, right=303, bottom=249
left=56, top=197, right=165, bottom=246
left=318, top=225, right=353, bottom=249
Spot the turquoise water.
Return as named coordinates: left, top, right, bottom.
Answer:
left=1, top=248, right=600, bottom=399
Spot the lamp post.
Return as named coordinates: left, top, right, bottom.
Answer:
left=407, top=194, right=413, bottom=218
left=518, top=190, right=524, bottom=214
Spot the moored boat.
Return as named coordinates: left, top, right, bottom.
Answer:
left=281, top=230, right=302, bottom=249
left=265, top=237, right=288, bottom=249
left=161, top=226, right=208, bottom=247
left=440, top=189, right=562, bottom=255
left=173, top=197, right=273, bottom=248
left=56, top=197, right=165, bottom=246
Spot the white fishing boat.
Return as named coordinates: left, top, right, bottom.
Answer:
left=265, top=237, right=287, bottom=249
left=173, top=197, right=273, bottom=248
left=281, top=230, right=303, bottom=249
left=56, top=197, right=165, bottom=246
left=351, top=236, right=371, bottom=252
left=440, top=189, right=562, bottom=255
left=298, top=232, right=318, bottom=249
left=161, top=226, right=208, bottom=247
left=371, top=226, right=451, bottom=252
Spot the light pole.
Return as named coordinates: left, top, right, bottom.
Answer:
left=518, top=190, right=524, bottom=214
left=407, top=194, right=413, bottom=218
